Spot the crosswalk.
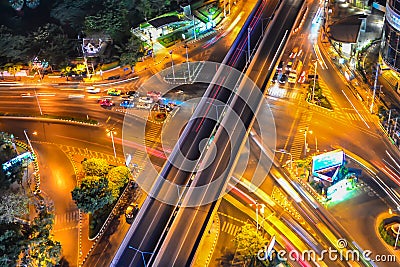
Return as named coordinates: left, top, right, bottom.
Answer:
left=220, top=221, right=242, bottom=236
left=288, top=110, right=313, bottom=160
left=267, top=85, right=302, bottom=100
left=55, top=210, right=80, bottom=224
left=59, top=145, right=125, bottom=165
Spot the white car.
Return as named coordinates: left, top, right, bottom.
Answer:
left=136, top=103, right=151, bottom=109
left=139, top=97, right=153, bottom=104
left=86, top=86, right=101, bottom=94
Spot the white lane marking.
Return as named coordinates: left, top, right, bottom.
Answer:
left=268, top=30, right=289, bottom=71
left=386, top=150, right=400, bottom=170
left=382, top=159, right=400, bottom=176
left=341, top=90, right=370, bottom=128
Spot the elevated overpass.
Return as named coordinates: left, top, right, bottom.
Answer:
left=149, top=0, right=306, bottom=265
left=110, top=0, right=306, bottom=265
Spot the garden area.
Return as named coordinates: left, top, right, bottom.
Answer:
left=378, top=216, right=400, bottom=246
left=306, top=80, right=333, bottom=110
left=71, top=158, right=138, bottom=238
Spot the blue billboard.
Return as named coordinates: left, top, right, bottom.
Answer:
left=312, top=149, right=344, bottom=174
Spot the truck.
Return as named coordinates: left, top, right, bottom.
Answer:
left=288, top=60, right=303, bottom=84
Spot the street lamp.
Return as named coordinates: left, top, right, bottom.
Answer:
left=300, top=127, right=313, bottom=157
left=184, top=43, right=191, bottom=81
left=274, top=149, right=293, bottom=169
left=169, top=50, right=176, bottom=81
left=106, top=128, right=117, bottom=159
left=23, top=130, right=35, bottom=153
left=249, top=201, right=265, bottom=230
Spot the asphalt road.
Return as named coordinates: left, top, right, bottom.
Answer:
left=150, top=0, right=307, bottom=265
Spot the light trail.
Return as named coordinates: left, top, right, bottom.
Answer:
left=341, top=90, right=370, bottom=129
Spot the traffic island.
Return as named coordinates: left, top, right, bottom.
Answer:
left=378, top=216, right=400, bottom=247
left=306, top=79, right=333, bottom=110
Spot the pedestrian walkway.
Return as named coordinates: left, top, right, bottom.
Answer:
left=58, top=144, right=125, bottom=165
left=288, top=110, right=313, bottom=160
left=220, top=220, right=242, bottom=236
left=192, top=215, right=220, bottom=267
left=266, top=85, right=303, bottom=100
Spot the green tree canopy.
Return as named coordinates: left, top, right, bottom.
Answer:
left=82, top=158, right=110, bottom=177
left=71, top=176, right=114, bottom=213
left=107, top=166, right=131, bottom=199
left=0, top=191, right=29, bottom=224
left=0, top=223, right=28, bottom=266
left=119, top=35, right=145, bottom=67
left=234, top=223, right=269, bottom=266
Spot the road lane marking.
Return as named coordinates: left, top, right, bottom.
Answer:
left=341, top=90, right=370, bottom=129
left=386, top=150, right=400, bottom=170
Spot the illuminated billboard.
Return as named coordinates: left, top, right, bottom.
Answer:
left=312, top=149, right=344, bottom=174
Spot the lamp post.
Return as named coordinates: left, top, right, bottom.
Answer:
left=184, top=44, right=191, bottom=81
left=249, top=201, right=265, bottom=230
left=370, top=63, right=380, bottom=114
left=23, top=130, right=35, bottom=153
left=106, top=128, right=117, bottom=159
left=300, top=127, right=313, bottom=157
left=169, top=50, right=176, bottom=82
left=274, top=149, right=293, bottom=169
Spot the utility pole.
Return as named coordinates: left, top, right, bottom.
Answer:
left=370, top=63, right=380, bottom=113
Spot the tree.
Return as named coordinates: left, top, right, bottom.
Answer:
left=107, top=166, right=131, bottom=198
left=83, top=0, right=131, bottom=43
left=23, top=211, right=61, bottom=267
left=0, top=224, right=28, bottom=267
left=82, top=158, right=110, bottom=177
left=119, top=35, right=145, bottom=68
left=0, top=191, right=29, bottom=224
left=0, top=26, right=29, bottom=65
left=234, top=223, right=269, bottom=266
left=71, top=176, right=114, bottom=213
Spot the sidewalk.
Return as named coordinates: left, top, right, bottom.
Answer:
left=193, top=215, right=220, bottom=267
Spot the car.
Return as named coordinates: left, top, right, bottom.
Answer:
left=99, top=99, right=114, bottom=107
left=125, top=203, right=139, bottom=224
left=288, top=71, right=297, bottom=84
left=285, top=61, right=293, bottom=71
left=289, top=47, right=299, bottom=59
left=147, top=91, right=161, bottom=99
left=159, top=104, right=166, bottom=111
left=272, top=72, right=279, bottom=83
left=136, top=103, right=151, bottom=109
left=107, top=88, right=122, bottom=96
left=139, top=96, right=153, bottom=104
left=86, top=86, right=101, bottom=94
left=276, top=61, right=284, bottom=72
left=120, top=100, right=135, bottom=108
left=107, top=75, right=120, bottom=80
left=278, top=73, right=288, bottom=84
left=298, top=71, right=306, bottom=84
left=126, top=90, right=139, bottom=98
